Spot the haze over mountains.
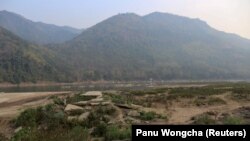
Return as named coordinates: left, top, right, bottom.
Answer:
left=1, top=11, right=250, bottom=83
left=0, top=27, right=73, bottom=83
left=0, top=10, right=81, bottom=44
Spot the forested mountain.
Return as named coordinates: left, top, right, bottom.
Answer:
left=0, top=27, right=72, bottom=83
left=57, top=12, right=250, bottom=81
left=0, top=10, right=81, bottom=44
left=1, top=12, right=250, bottom=83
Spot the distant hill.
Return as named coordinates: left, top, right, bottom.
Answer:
left=0, top=27, right=72, bottom=83
left=1, top=11, right=250, bottom=83
left=0, top=10, right=81, bottom=44
left=57, top=12, right=250, bottom=81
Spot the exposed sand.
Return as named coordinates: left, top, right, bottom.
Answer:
left=0, top=91, right=71, bottom=138
left=0, top=91, right=71, bottom=118
left=168, top=93, right=250, bottom=124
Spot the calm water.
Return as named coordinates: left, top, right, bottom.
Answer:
left=0, top=82, right=153, bottom=93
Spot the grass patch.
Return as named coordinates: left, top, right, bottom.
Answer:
left=12, top=126, right=89, bottom=141
left=192, top=114, right=217, bottom=125
left=231, top=93, right=250, bottom=101
left=129, top=88, right=168, bottom=96
left=82, top=106, right=116, bottom=128
left=104, top=125, right=131, bottom=141
left=169, top=87, right=227, bottom=99
left=138, top=111, right=165, bottom=121
left=0, top=133, right=7, bottom=141
left=194, top=97, right=226, bottom=106
left=66, top=93, right=96, bottom=103
left=222, top=116, right=244, bottom=125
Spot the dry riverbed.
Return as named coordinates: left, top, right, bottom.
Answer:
left=0, top=91, right=71, bottom=118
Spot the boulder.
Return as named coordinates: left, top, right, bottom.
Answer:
left=101, top=101, right=111, bottom=106
left=64, top=104, right=84, bottom=112
left=91, top=98, right=104, bottom=102
left=81, top=91, right=102, bottom=98
left=90, top=102, right=101, bottom=106
left=125, top=117, right=141, bottom=124
left=83, top=106, right=92, bottom=110
left=78, top=112, right=90, bottom=121
left=67, top=116, right=78, bottom=121
left=127, top=110, right=140, bottom=117
left=115, top=104, right=133, bottom=109
left=75, top=101, right=89, bottom=106
left=14, top=127, right=22, bottom=133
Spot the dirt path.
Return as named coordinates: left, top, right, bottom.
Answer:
left=168, top=93, right=250, bottom=124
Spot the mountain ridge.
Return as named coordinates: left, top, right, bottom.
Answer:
left=1, top=11, right=250, bottom=83
left=0, top=26, right=72, bottom=83
left=57, top=12, right=250, bottom=81
left=0, top=10, right=82, bottom=44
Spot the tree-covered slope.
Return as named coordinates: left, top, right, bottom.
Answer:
left=0, top=10, right=81, bottom=44
left=0, top=27, right=72, bottom=83
left=57, top=12, right=250, bottom=81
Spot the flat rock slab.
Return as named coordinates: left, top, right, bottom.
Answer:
left=91, top=98, right=104, bottom=102
left=67, top=116, right=78, bottom=121
left=101, top=101, right=111, bottom=106
left=75, top=101, right=89, bottom=106
left=81, top=91, right=102, bottom=97
left=115, top=104, right=133, bottom=109
left=78, top=112, right=90, bottom=121
left=127, top=110, right=140, bottom=117
left=64, top=104, right=84, bottom=112
left=90, top=102, right=101, bottom=106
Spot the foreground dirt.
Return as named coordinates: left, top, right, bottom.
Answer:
left=0, top=91, right=71, bottom=138
left=0, top=92, right=71, bottom=118
left=168, top=93, right=250, bottom=124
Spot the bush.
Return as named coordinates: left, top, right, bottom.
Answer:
left=66, top=94, right=96, bottom=103
left=96, top=106, right=116, bottom=116
left=222, top=116, right=244, bottom=125
left=104, top=125, right=131, bottom=141
left=14, top=104, right=67, bottom=130
left=169, top=87, right=226, bottom=99
left=66, top=126, right=89, bottom=141
left=11, top=127, right=36, bottom=141
left=15, top=108, right=37, bottom=127
left=92, top=123, right=107, bottom=137
left=192, top=114, right=217, bottom=125
left=11, top=126, right=89, bottom=141
left=194, top=97, right=226, bottom=106
left=0, top=133, right=8, bottom=141
left=129, top=88, right=168, bottom=96
left=53, top=96, right=64, bottom=105
left=139, top=111, right=158, bottom=121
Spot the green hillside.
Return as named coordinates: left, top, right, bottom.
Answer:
left=0, top=27, right=72, bottom=84
left=57, top=12, right=250, bottom=81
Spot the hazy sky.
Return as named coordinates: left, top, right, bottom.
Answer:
left=0, top=0, right=250, bottom=39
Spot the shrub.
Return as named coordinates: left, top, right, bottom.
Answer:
left=11, top=127, right=36, bottom=141
left=104, top=125, right=131, bottom=141
left=222, top=116, right=244, bottom=125
left=66, top=94, right=95, bottom=103
left=92, top=123, right=107, bottom=137
left=0, top=133, right=7, bottom=141
left=53, top=96, right=64, bottom=105
left=96, top=106, right=116, bottom=116
left=192, top=114, right=217, bottom=125
left=129, top=88, right=168, bottom=96
left=66, top=126, right=89, bottom=141
left=169, top=87, right=226, bottom=99
left=15, top=108, right=37, bottom=127
left=139, top=111, right=158, bottom=121
left=194, top=97, right=226, bottom=106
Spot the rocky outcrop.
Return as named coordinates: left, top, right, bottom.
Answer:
left=64, top=104, right=84, bottom=112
